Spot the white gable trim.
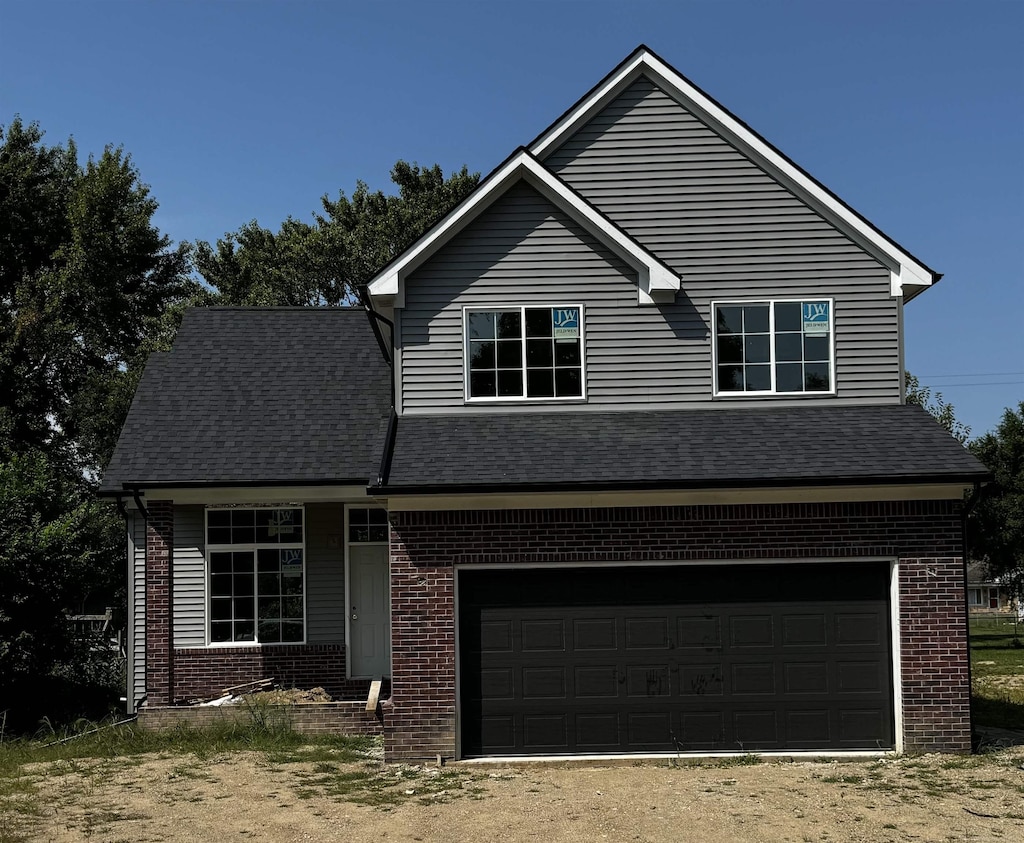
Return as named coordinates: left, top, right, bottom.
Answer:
left=367, top=150, right=681, bottom=307
left=530, top=47, right=937, bottom=299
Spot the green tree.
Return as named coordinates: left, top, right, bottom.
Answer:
left=970, top=403, right=1024, bottom=585
left=196, top=161, right=478, bottom=305
left=0, top=118, right=195, bottom=725
left=905, top=371, right=971, bottom=445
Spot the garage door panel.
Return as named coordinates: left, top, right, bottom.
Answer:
left=460, top=563, right=893, bottom=756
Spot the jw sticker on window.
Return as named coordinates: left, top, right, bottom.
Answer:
left=802, top=301, right=830, bottom=335
left=552, top=307, right=580, bottom=339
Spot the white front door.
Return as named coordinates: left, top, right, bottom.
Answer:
left=349, top=544, right=390, bottom=677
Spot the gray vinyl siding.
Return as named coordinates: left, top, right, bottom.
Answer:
left=129, top=514, right=146, bottom=710
left=305, top=503, right=345, bottom=643
left=398, top=77, right=899, bottom=413
left=173, top=506, right=206, bottom=648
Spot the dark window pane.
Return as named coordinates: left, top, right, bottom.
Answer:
left=525, top=308, right=552, bottom=337
left=207, top=527, right=231, bottom=545
left=743, top=304, right=769, bottom=333
left=281, top=621, right=304, bottom=642
left=718, top=365, right=743, bottom=391
left=210, top=575, right=233, bottom=598
left=287, top=508, right=302, bottom=526
left=259, top=573, right=280, bottom=595
left=744, top=335, right=770, bottom=363
left=497, top=370, right=523, bottom=396
left=805, top=363, right=831, bottom=391
left=496, top=311, right=521, bottom=339
left=745, top=364, right=771, bottom=391
left=349, top=526, right=369, bottom=543
left=804, top=334, right=830, bottom=362
left=468, top=311, right=494, bottom=339
left=232, top=526, right=255, bottom=544
left=210, top=622, right=232, bottom=643
left=259, top=621, right=281, bottom=643
left=233, top=596, right=254, bottom=620
left=234, top=573, right=254, bottom=598
left=526, top=338, right=553, bottom=367
left=235, top=622, right=255, bottom=641
left=776, top=362, right=804, bottom=393
left=470, top=340, right=495, bottom=369
left=282, top=574, right=303, bottom=595
left=495, top=340, right=522, bottom=368
left=470, top=371, right=496, bottom=397
left=775, top=333, right=802, bottom=362
left=367, top=509, right=388, bottom=525
left=717, top=335, right=743, bottom=365
left=554, top=339, right=581, bottom=366
left=258, top=598, right=281, bottom=620
left=526, top=368, right=554, bottom=397
left=283, top=597, right=304, bottom=619
left=348, top=508, right=367, bottom=525
left=555, top=368, right=582, bottom=397
left=211, top=598, right=232, bottom=620
left=368, top=525, right=388, bottom=542
left=231, top=509, right=255, bottom=527
left=210, top=552, right=232, bottom=574
left=232, top=551, right=254, bottom=573
left=775, top=302, right=801, bottom=332
left=207, top=510, right=231, bottom=528
left=717, top=306, right=743, bottom=334
left=255, top=509, right=273, bottom=527
left=257, top=549, right=278, bottom=571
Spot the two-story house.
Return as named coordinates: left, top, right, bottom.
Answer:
left=100, top=46, right=988, bottom=760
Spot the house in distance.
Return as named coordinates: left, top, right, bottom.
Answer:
left=101, top=46, right=988, bottom=760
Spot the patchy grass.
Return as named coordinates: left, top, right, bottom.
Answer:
left=970, top=616, right=1024, bottom=731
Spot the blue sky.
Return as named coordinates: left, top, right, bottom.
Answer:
left=3, top=0, right=1021, bottom=437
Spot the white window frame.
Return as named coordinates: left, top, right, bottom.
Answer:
left=711, top=297, right=837, bottom=397
left=462, top=304, right=587, bottom=403
left=204, top=505, right=307, bottom=647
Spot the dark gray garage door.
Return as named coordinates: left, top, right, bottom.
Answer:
left=459, top=563, right=893, bottom=756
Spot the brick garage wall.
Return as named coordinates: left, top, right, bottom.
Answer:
left=172, top=644, right=371, bottom=703
left=387, top=500, right=968, bottom=759
left=138, top=701, right=382, bottom=735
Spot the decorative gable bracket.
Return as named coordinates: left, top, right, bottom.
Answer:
left=367, top=150, right=681, bottom=308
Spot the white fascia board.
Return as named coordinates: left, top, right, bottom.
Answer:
left=367, top=150, right=680, bottom=308
left=531, top=49, right=936, bottom=298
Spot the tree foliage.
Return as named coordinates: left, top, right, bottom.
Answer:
left=0, top=118, right=196, bottom=723
left=196, top=161, right=479, bottom=305
left=970, top=403, right=1024, bottom=582
left=905, top=371, right=971, bottom=445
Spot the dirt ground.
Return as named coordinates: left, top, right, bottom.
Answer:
left=25, top=744, right=1024, bottom=843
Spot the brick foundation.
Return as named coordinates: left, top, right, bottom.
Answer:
left=138, top=701, right=383, bottom=735
left=386, top=500, right=970, bottom=759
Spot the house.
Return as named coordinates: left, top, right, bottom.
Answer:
left=101, top=46, right=989, bottom=759
left=966, top=563, right=1019, bottom=613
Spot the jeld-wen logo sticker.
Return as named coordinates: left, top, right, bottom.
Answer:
left=802, top=302, right=830, bottom=334
left=553, top=308, right=580, bottom=339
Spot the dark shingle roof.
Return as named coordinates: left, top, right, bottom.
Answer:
left=99, top=308, right=391, bottom=492
left=378, top=404, right=988, bottom=493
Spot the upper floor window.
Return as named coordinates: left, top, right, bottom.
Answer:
left=464, top=305, right=584, bottom=401
left=206, top=507, right=305, bottom=645
left=713, top=299, right=834, bottom=395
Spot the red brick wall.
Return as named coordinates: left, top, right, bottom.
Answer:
left=145, top=500, right=174, bottom=706
left=138, top=701, right=383, bottom=735
left=386, top=500, right=969, bottom=759
left=171, top=644, right=369, bottom=703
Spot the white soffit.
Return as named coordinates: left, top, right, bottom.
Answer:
left=529, top=48, right=937, bottom=299
left=367, top=150, right=681, bottom=307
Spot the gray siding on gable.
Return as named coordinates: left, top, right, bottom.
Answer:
left=129, top=514, right=146, bottom=710
left=541, top=75, right=900, bottom=407
left=397, top=78, right=901, bottom=413
left=173, top=506, right=207, bottom=648
left=305, top=503, right=345, bottom=643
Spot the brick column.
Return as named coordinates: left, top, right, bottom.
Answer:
left=145, top=500, right=174, bottom=706
left=898, top=556, right=972, bottom=753
left=385, top=517, right=456, bottom=761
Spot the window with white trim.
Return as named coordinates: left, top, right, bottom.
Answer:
left=713, top=299, right=834, bottom=395
left=206, top=507, right=305, bottom=644
left=464, top=305, right=584, bottom=400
